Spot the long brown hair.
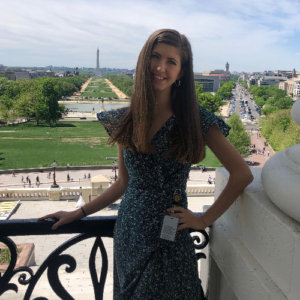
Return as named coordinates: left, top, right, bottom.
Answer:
left=110, top=29, right=205, bottom=163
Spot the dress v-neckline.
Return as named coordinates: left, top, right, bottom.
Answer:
left=150, top=114, right=175, bottom=143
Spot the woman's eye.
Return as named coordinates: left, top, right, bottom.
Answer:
left=168, top=60, right=176, bottom=65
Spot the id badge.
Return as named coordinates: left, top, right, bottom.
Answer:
left=160, top=215, right=179, bottom=242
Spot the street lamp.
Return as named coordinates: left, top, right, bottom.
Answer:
left=51, top=160, right=59, bottom=188
left=67, top=163, right=70, bottom=181
left=113, top=160, right=118, bottom=181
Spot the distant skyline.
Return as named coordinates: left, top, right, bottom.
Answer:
left=1, top=0, right=300, bottom=72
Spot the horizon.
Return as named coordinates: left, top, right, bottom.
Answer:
left=1, top=65, right=297, bottom=74
left=1, top=0, right=300, bottom=72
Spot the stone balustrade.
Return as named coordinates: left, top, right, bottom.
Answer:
left=186, top=184, right=215, bottom=196
left=0, top=187, right=86, bottom=202
left=0, top=184, right=215, bottom=203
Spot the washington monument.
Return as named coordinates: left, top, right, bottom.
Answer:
left=96, top=48, right=101, bottom=77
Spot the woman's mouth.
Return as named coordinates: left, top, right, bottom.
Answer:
left=154, top=75, right=165, bottom=81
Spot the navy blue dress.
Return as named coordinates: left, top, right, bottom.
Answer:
left=97, top=106, right=230, bottom=300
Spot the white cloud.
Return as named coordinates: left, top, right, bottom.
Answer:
left=0, top=0, right=299, bottom=71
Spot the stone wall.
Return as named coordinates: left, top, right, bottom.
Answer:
left=208, top=167, right=300, bottom=300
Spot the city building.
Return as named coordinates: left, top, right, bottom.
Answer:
left=15, top=71, right=30, bottom=80
left=194, top=74, right=221, bottom=92
left=0, top=69, right=55, bottom=80
left=29, top=70, right=55, bottom=78
left=278, top=69, right=300, bottom=100
left=257, top=75, right=287, bottom=87
left=0, top=70, right=15, bottom=80
left=278, top=79, right=297, bottom=96
left=194, top=62, right=230, bottom=92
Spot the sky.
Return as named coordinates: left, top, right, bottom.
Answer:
left=1, top=0, right=300, bottom=72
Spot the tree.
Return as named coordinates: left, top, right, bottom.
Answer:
left=15, top=89, right=47, bottom=125
left=227, top=113, right=251, bottom=157
left=197, top=92, right=221, bottom=113
left=195, top=81, right=204, bottom=94
left=0, top=97, right=16, bottom=122
left=38, top=78, right=62, bottom=126
left=260, top=109, right=300, bottom=151
left=254, top=96, right=265, bottom=108
left=215, top=80, right=236, bottom=101
left=238, top=79, right=248, bottom=89
left=195, top=81, right=224, bottom=113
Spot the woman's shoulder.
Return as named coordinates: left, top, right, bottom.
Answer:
left=97, top=107, right=129, bottom=137
left=198, top=104, right=231, bottom=137
left=97, top=107, right=128, bottom=126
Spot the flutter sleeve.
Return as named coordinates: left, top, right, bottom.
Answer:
left=97, top=107, right=128, bottom=137
left=199, top=105, right=231, bottom=137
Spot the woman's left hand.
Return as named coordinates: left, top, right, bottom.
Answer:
left=166, top=206, right=207, bottom=231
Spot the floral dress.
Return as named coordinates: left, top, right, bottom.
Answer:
left=97, top=106, right=230, bottom=300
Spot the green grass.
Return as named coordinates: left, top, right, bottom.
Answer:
left=201, top=148, right=222, bottom=167
left=0, top=122, right=118, bottom=169
left=84, top=87, right=112, bottom=92
left=0, top=122, right=221, bottom=170
left=82, top=79, right=117, bottom=98
left=81, top=91, right=117, bottom=98
left=0, top=247, right=21, bottom=264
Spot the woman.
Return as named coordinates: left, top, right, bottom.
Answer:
left=40, top=29, right=253, bottom=299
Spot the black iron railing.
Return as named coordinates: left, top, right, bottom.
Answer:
left=0, top=215, right=209, bottom=300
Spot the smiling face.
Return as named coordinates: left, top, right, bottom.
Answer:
left=149, top=43, right=182, bottom=97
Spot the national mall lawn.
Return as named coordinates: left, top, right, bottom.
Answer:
left=0, top=121, right=221, bottom=170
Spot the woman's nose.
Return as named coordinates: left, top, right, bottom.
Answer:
left=156, top=62, right=165, bottom=72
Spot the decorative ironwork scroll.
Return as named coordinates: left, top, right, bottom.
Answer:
left=0, top=215, right=209, bottom=299
left=190, top=229, right=210, bottom=260
left=0, top=233, right=108, bottom=300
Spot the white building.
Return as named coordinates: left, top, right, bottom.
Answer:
left=293, top=80, right=300, bottom=100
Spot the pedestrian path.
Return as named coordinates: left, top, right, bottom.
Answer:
left=247, top=128, right=275, bottom=167
left=104, top=79, right=128, bottom=99
left=0, top=168, right=216, bottom=190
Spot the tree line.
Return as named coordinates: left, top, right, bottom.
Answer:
left=249, top=85, right=294, bottom=115
left=196, top=78, right=236, bottom=113
left=246, top=84, right=296, bottom=151
left=260, top=109, right=300, bottom=152
left=0, top=75, right=88, bottom=126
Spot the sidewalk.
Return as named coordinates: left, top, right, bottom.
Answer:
left=247, top=129, right=275, bottom=167
left=0, top=168, right=216, bottom=190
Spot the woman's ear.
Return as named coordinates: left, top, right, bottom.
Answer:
left=177, top=69, right=184, bottom=80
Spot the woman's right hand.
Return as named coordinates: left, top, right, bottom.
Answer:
left=38, top=209, right=82, bottom=230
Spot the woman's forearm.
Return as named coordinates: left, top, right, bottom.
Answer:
left=78, top=178, right=128, bottom=217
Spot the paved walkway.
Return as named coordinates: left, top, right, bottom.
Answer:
left=247, top=128, right=275, bottom=167
left=104, top=79, right=128, bottom=99
left=79, top=77, right=92, bottom=93
left=0, top=168, right=214, bottom=299
left=0, top=168, right=215, bottom=190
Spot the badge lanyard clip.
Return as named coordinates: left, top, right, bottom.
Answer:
left=160, top=189, right=181, bottom=242
left=173, top=189, right=181, bottom=207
